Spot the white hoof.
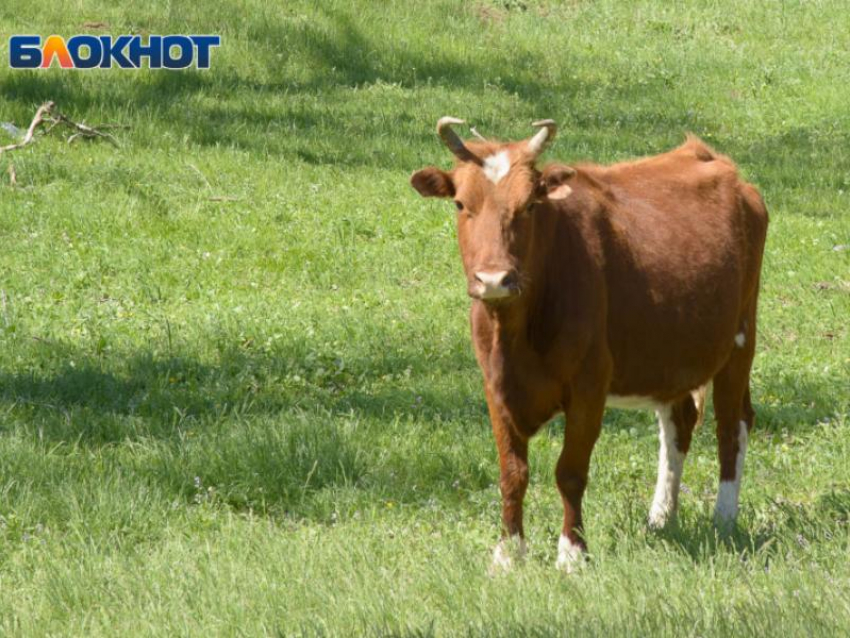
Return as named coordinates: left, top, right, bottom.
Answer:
left=555, top=534, right=586, bottom=573
left=648, top=502, right=675, bottom=530
left=713, top=496, right=739, bottom=532
left=714, top=420, right=748, bottom=528
left=489, top=535, right=526, bottom=575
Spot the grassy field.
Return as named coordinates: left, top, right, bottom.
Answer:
left=1, top=0, right=849, bottom=635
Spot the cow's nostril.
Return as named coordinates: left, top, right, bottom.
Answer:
left=474, top=271, right=509, bottom=287
left=472, top=271, right=519, bottom=300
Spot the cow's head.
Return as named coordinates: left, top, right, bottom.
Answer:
left=410, top=117, right=574, bottom=303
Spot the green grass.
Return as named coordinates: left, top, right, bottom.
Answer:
left=1, top=0, right=849, bottom=635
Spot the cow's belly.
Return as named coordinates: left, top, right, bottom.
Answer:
left=605, top=289, right=741, bottom=401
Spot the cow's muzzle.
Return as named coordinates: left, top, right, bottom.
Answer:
left=470, top=270, right=520, bottom=301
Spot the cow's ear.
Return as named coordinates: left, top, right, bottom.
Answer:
left=539, top=165, right=576, bottom=201
left=411, top=167, right=455, bottom=198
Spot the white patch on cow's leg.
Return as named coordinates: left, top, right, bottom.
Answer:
left=490, top=535, right=526, bottom=574
left=648, top=404, right=686, bottom=529
left=735, top=332, right=746, bottom=348
left=714, top=420, right=748, bottom=524
left=555, top=534, right=585, bottom=573
left=483, top=151, right=511, bottom=184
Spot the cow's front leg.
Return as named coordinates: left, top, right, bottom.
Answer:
left=486, top=390, right=530, bottom=574
left=555, top=392, right=604, bottom=573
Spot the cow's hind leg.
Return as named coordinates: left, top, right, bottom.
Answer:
left=648, top=394, right=700, bottom=529
left=713, top=320, right=757, bottom=526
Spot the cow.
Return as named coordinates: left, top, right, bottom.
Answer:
left=410, top=117, right=768, bottom=572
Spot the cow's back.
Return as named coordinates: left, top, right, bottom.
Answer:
left=570, top=141, right=767, bottom=400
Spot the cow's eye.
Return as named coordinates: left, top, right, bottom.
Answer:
left=454, top=200, right=464, bottom=211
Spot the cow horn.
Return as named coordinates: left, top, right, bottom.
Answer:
left=528, top=119, right=557, bottom=157
left=437, top=117, right=479, bottom=163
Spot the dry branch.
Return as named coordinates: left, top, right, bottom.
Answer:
left=0, top=101, right=56, bottom=157
left=0, top=101, right=123, bottom=161
left=52, top=112, right=120, bottom=146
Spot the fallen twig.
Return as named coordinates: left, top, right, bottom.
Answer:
left=50, top=111, right=120, bottom=146
left=0, top=101, right=123, bottom=160
left=0, top=101, right=56, bottom=157
left=8, top=164, right=16, bottom=187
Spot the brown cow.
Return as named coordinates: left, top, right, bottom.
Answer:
left=410, top=118, right=768, bottom=572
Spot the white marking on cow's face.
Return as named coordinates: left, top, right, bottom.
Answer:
left=714, top=420, right=749, bottom=524
left=735, top=332, right=746, bottom=348
left=483, top=151, right=511, bottom=184
left=606, top=394, right=659, bottom=411
left=649, top=404, right=686, bottom=529
left=556, top=534, right=585, bottom=573
left=490, top=535, right=526, bottom=574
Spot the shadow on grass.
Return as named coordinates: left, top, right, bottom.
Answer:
left=2, top=2, right=848, bottom=194
left=0, top=338, right=482, bottom=440
left=0, top=6, right=719, bottom=170
left=0, top=335, right=492, bottom=515
left=1, top=325, right=845, bottom=521
left=5, top=334, right=838, bottom=444
left=646, top=487, right=850, bottom=564
left=0, top=6, right=564, bottom=107
left=601, top=375, right=844, bottom=438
